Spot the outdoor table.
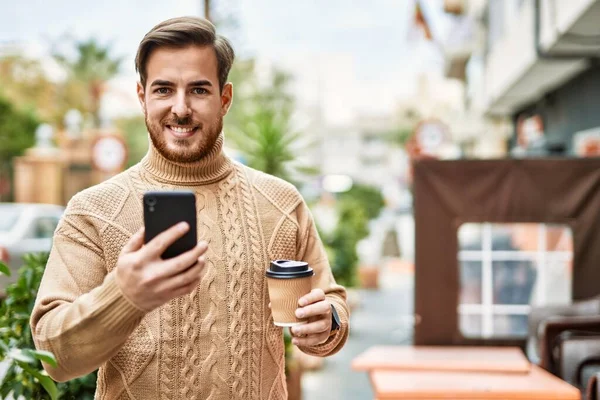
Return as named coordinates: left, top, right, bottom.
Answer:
left=352, top=346, right=580, bottom=400
left=351, top=345, right=531, bottom=374
left=369, top=364, right=580, bottom=399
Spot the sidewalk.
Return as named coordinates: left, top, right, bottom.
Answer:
left=301, top=262, right=415, bottom=400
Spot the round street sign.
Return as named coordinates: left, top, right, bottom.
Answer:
left=91, top=134, right=128, bottom=173
left=415, top=120, right=449, bottom=155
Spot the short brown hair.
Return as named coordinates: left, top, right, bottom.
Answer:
left=135, top=16, right=235, bottom=92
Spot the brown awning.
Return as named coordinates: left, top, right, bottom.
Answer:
left=413, top=158, right=600, bottom=345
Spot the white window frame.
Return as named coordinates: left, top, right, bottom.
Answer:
left=458, top=223, right=573, bottom=338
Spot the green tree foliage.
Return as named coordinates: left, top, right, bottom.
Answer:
left=326, top=201, right=369, bottom=288
left=320, top=184, right=385, bottom=287
left=115, top=116, right=149, bottom=167
left=0, top=93, right=39, bottom=201
left=0, top=94, right=39, bottom=161
left=225, top=61, right=317, bottom=184
left=0, top=55, right=64, bottom=126
left=384, top=126, right=413, bottom=148
left=338, top=184, right=386, bottom=221
left=0, top=255, right=96, bottom=399
left=0, top=46, right=114, bottom=130
left=53, top=38, right=122, bottom=128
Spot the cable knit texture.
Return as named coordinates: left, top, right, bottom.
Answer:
left=30, top=133, right=349, bottom=400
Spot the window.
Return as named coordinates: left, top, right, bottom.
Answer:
left=458, top=223, right=572, bottom=338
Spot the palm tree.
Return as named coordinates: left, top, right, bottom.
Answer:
left=226, top=64, right=318, bottom=184
left=0, top=55, right=62, bottom=125
left=53, top=39, right=122, bottom=128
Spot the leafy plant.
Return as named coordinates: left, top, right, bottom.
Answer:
left=0, top=254, right=97, bottom=399
left=0, top=93, right=39, bottom=163
left=0, top=254, right=58, bottom=399
left=320, top=184, right=385, bottom=287
left=338, top=184, right=385, bottom=221
left=57, top=372, right=96, bottom=400
left=226, top=61, right=318, bottom=185
left=0, top=91, right=39, bottom=202
left=325, top=200, right=368, bottom=288
left=384, top=126, right=414, bottom=148
left=115, top=115, right=149, bottom=168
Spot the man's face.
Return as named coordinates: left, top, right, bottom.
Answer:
left=137, top=45, right=233, bottom=163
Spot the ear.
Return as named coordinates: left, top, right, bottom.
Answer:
left=220, top=82, right=233, bottom=117
left=137, top=81, right=146, bottom=113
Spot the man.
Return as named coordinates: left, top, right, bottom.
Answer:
left=30, top=16, right=349, bottom=400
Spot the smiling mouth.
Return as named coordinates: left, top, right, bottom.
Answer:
left=166, top=125, right=198, bottom=138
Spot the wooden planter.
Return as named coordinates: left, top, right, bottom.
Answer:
left=358, top=265, right=380, bottom=289
left=286, top=362, right=302, bottom=400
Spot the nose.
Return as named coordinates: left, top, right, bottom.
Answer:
left=171, top=92, right=191, bottom=119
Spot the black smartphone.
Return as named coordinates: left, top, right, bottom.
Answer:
left=143, top=191, right=197, bottom=259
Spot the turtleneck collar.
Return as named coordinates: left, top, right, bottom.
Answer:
left=140, top=132, right=233, bottom=185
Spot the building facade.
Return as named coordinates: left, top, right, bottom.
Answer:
left=481, top=0, right=600, bottom=156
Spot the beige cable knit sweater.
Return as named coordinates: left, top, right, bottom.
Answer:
left=30, top=134, right=349, bottom=400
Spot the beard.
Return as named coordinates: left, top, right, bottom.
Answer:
left=145, top=113, right=223, bottom=164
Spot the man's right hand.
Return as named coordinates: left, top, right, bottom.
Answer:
left=115, top=222, right=208, bottom=311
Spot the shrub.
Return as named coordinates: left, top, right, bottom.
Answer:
left=319, top=184, right=385, bottom=288
left=0, top=254, right=96, bottom=399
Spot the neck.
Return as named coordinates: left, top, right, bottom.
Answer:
left=140, top=133, right=233, bottom=185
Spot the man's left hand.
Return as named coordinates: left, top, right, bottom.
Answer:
left=290, top=288, right=332, bottom=346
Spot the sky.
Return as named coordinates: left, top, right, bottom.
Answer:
left=1, top=0, right=445, bottom=124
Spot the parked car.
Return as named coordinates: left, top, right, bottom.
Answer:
left=0, top=203, right=64, bottom=296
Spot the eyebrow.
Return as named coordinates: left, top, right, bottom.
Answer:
left=150, top=80, right=174, bottom=87
left=189, top=80, right=213, bottom=87
left=150, top=79, right=213, bottom=87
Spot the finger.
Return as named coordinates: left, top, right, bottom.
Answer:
left=298, top=288, right=325, bottom=307
left=162, top=241, right=208, bottom=277
left=173, top=258, right=207, bottom=293
left=163, top=257, right=206, bottom=291
left=122, top=227, right=145, bottom=254
left=291, top=331, right=329, bottom=347
left=291, top=317, right=331, bottom=337
left=296, top=299, right=331, bottom=319
left=143, top=222, right=189, bottom=258
left=170, top=275, right=202, bottom=298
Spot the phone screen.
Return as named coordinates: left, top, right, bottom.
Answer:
left=143, top=191, right=197, bottom=259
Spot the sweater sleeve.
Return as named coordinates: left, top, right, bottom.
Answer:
left=295, top=200, right=350, bottom=357
left=30, top=214, right=146, bottom=382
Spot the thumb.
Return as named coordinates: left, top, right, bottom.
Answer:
left=122, top=227, right=145, bottom=254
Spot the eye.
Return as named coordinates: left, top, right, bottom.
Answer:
left=155, top=87, right=171, bottom=95
left=192, top=88, right=208, bottom=95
